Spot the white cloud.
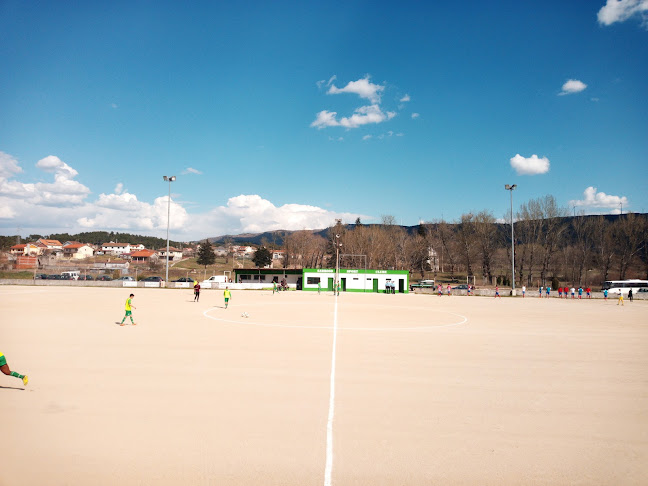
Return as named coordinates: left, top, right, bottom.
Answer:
left=597, top=0, right=648, bottom=26
left=0, top=151, right=23, bottom=178
left=311, top=105, right=396, bottom=129
left=36, top=155, right=79, bottom=179
left=411, top=113, right=420, bottom=119
left=569, top=186, right=628, bottom=211
left=400, top=94, right=410, bottom=102
left=0, top=151, right=372, bottom=239
left=362, top=135, right=372, bottom=140
left=191, top=195, right=368, bottom=235
left=510, top=154, right=550, bottom=175
left=183, top=167, right=203, bottom=175
left=327, top=76, right=385, bottom=103
left=311, top=110, right=339, bottom=129
left=559, top=79, right=587, bottom=95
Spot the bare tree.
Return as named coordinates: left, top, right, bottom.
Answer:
left=473, top=210, right=499, bottom=284
left=456, top=213, right=477, bottom=277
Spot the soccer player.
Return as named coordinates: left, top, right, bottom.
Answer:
left=273, top=281, right=277, bottom=294
left=193, top=281, right=201, bottom=302
left=558, top=287, right=563, bottom=299
left=586, top=287, right=591, bottom=299
left=578, top=287, right=583, bottom=299
left=539, top=286, right=543, bottom=298
left=522, top=285, right=526, bottom=298
left=0, top=352, right=28, bottom=386
left=603, top=289, right=608, bottom=300
left=546, top=286, right=551, bottom=298
left=447, top=284, right=451, bottom=296
left=120, top=293, right=136, bottom=326
left=571, top=287, right=576, bottom=299
left=224, top=287, right=232, bottom=308
left=317, top=281, right=321, bottom=295
left=494, top=286, right=500, bottom=298
left=438, top=284, right=442, bottom=297
left=617, top=292, right=624, bottom=306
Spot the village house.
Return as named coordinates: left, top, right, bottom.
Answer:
left=62, top=243, right=95, bottom=260
left=130, top=249, right=159, bottom=265
left=10, top=243, right=41, bottom=256
left=157, top=247, right=183, bottom=261
left=101, top=242, right=131, bottom=255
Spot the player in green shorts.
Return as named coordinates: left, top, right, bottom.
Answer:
left=120, top=293, right=137, bottom=326
left=224, top=287, right=232, bottom=308
left=0, top=352, right=28, bottom=386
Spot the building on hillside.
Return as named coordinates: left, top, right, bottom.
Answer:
left=183, top=247, right=196, bottom=258
left=131, top=249, right=159, bottom=265
left=101, top=242, right=131, bottom=255
left=271, top=250, right=285, bottom=268
left=302, top=268, right=410, bottom=293
left=131, top=244, right=146, bottom=252
left=157, top=247, right=183, bottom=261
left=62, top=243, right=95, bottom=260
left=10, top=243, right=41, bottom=256
left=36, top=239, right=63, bottom=250
left=214, top=246, right=228, bottom=257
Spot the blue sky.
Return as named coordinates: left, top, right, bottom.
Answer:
left=1, top=1, right=646, bottom=241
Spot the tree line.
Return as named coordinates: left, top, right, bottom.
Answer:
left=276, top=196, right=647, bottom=288
left=0, top=231, right=185, bottom=252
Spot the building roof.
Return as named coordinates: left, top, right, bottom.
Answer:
left=38, top=239, right=62, bottom=247
left=131, top=249, right=156, bottom=257
left=102, top=242, right=130, bottom=247
left=10, top=244, right=26, bottom=249
left=63, top=243, right=90, bottom=249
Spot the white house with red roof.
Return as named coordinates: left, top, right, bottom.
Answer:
left=62, top=243, right=95, bottom=260
left=101, top=242, right=131, bottom=255
left=131, top=249, right=159, bottom=264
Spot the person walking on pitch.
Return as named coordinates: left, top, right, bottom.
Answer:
left=0, top=352, right=28, bottom=386
left=317, top=281, right=321, bottom=294
left=224, top=287, right=232, bottom=308
left=193, top=281, right=201, bottom=302
left=120, top=294, right=136, bottom=326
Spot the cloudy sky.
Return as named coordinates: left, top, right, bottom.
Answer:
left=1, top=1, right=646, bottom=240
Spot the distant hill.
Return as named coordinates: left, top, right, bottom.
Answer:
left=204, top=213, right=647, bottom=247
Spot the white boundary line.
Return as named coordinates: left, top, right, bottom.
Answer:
left=324, top=294, right=338, bottom=486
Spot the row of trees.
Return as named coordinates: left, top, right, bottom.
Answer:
left=275, top=196, right=647, bottom=288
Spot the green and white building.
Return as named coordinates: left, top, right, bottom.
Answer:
left=303, top=268, right=409, bottom=293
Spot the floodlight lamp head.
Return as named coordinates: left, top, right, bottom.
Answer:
left=170, top=176, right=176, bottom=181
left=505, top=184, right=511, bottom=190
left=511, top=184, right=517, bottom=190
left=163, top=176, right=168, bottom=181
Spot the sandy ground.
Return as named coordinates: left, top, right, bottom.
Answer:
left=0, top=286, right=647, bottom=485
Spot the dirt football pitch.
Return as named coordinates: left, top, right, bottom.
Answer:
left=1, top=285, right=647, bottom=485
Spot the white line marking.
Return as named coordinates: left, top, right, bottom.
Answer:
left=324, top=294, right=338, bottom=486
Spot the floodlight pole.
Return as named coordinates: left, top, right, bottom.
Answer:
left=505, top=184, right=517, bottom=293
left=163, top=175, right=176, bottom=284
left=334, top=219, right=342, bottom=292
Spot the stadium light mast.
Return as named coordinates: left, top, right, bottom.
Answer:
left=505, top=184, right=517, bottom=294
left=163, top=176, right=176, bottom=284
left=334, top=219, right=342, bottom=293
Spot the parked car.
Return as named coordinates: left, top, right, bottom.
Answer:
left=452, top=284, right=469, bottom=290
left=116, top=276, right=135, bottom=281
left=97, top=275, right=113, bottom=281
left=47, top=274, right=63, bottom=280
left=173, top=277, right=194, bottom=282
left=142, top=276, right=164, bottom=282
left=35, top=273, right=48, bottom=279
left=78, top=275, right=94, bottom=280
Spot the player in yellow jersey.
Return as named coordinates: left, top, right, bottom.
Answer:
left=0, top=352, right=28, bottom=386
left=224, top=287, right=232, bottom=308
left=120, top=293, right=137, bottom=325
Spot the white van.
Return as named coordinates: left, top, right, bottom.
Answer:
left=61, top=271, right=80, bottom=280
